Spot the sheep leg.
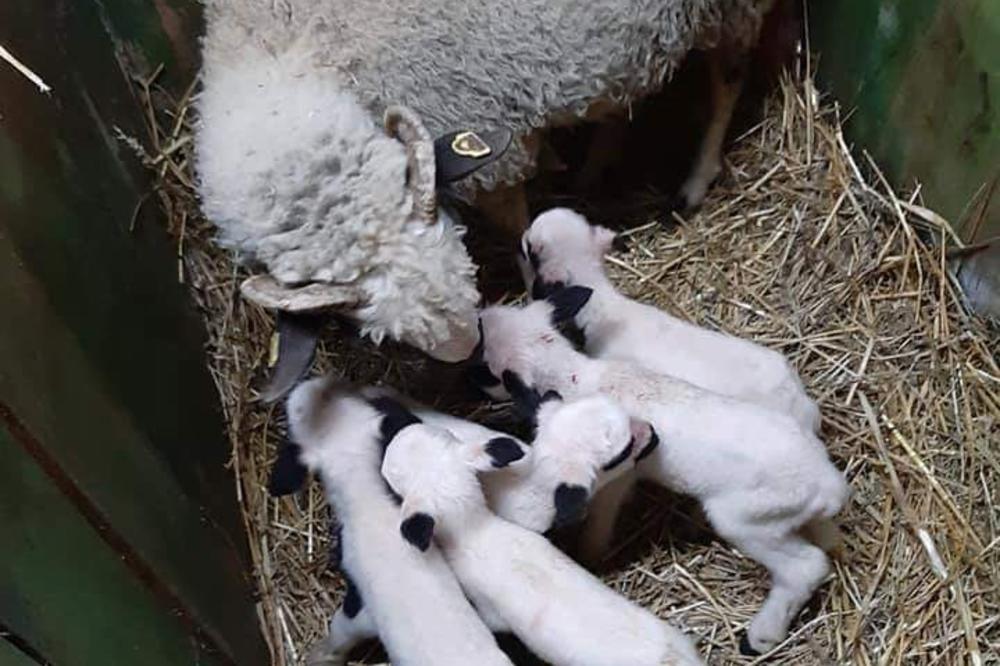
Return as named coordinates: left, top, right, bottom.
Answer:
left=709, top=508, right=830, bottom=655
left=578, top=472, right=636, bottom=567
left=477, top=183, right=530, bottom=236
left=575, top=118, right=628, bottom=192
left=675, top=47, right=747, bottom=210
left=307, top=605, right=377, bottom=666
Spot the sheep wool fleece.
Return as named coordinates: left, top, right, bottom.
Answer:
left=196, top=0, right=764, bottom=341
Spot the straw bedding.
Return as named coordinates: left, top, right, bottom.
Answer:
left=132, top=67, right=999, bottom=665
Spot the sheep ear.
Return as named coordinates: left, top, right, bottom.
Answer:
left=464, top=436, right=527, bottom=471
left=547, top=285, right=593, bottom=325
left=241, top=275, right=359, bottom=312
left=400, top=502, right=436, bottom=552
left=434, top=128, right=514, bottom=184
left=385, top=106, right=437, bottom=223
left=268, top=440, right=308, bottom=496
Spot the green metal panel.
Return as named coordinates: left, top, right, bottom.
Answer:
left=810, top=0, right=999, bottom=237
left=0, top=1, right=267, bottom=663
left=0, top=0, right=235, bottom=525
left=0, top=639, right=39, bottom=666
left=0, top=226, right=260, bottom=665
left=0, top=427, right=228, bottom=666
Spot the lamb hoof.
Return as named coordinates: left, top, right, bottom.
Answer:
left=739, top=632, right=761, bottom=657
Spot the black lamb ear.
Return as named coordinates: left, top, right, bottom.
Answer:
left=547, top=285, right=593, bottom=325
left=434, top=128, right=514, bottom=184
left=502, top=371, right=562, bottom=431
left=400, top=512, right=436, bottom=552
left=368, top=396, right=422, bottom=450
left=502, top=370, right=541, bottom=418
left=532, top=278, right=565, bottom=301
left=553, top=483, right=589, bottom=529
left=268, top=441, right=308, bottom=496
left=484, top=437, right=526, bottom=468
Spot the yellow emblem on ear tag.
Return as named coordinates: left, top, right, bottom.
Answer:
left=451, top=131, right=491, bottom=158
left=267, top=330, right=281, bottom=368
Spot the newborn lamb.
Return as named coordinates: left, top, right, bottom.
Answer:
left=275, top=377, right=513, bottom=666
left=477, top=296, right=849, bottom=655
left=361, top=385, right=656, bottom=532
left=519, top=207, right=820, bottom=433
left=382, top=423, right=705, bottom=666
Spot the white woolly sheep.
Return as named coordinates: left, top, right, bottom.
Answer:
left=519, top=207, right=821, bottom=433
left=382, top=423, right=705, bottom=666
left=476, top=296, right=850, bottom=656
left=196, top=0, right=778, bottom=361
left=272, top=377, right=514, bottom=666
left=361, top=385, right=657, bottom=533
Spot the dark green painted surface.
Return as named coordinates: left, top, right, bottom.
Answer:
left=0, top=0, right=266, bottom=663
left=811, top=0, right=999, bottom=237
left=0, top=221, right=260, bottom=666
left=92, top=0, right=203, bottom=82
left=0, top=427, right=228, bottom=666
left=0, top=0, right=234, bottom=530
left=0, top=638, right=38, bottom=666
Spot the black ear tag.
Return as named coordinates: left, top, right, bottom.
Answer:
left=258, top=312, right=325, bottom=402
left=434, top=128, right=514, bottom=184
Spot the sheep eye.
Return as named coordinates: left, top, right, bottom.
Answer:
left=601, top=437, right=635, bottom=471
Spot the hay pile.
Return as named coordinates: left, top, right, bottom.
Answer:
left=135, top=69, right=999, bottom=665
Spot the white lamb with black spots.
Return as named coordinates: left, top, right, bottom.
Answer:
left=272, top=377, right=514, bottom=666
left=361, top=385, right=657, bottom=533
left=476, top=295, right=850, bottom=656
left=518, top=207, right=820, bottom=434
left=382, top=423, right=705, bottom=666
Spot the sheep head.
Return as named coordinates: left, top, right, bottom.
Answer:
left=231, top=101, right=513, bottom=399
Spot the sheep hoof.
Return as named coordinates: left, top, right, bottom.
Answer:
left=738, top=632, right=761, bottom=657
left=661, top=193, right=700, bottom=223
